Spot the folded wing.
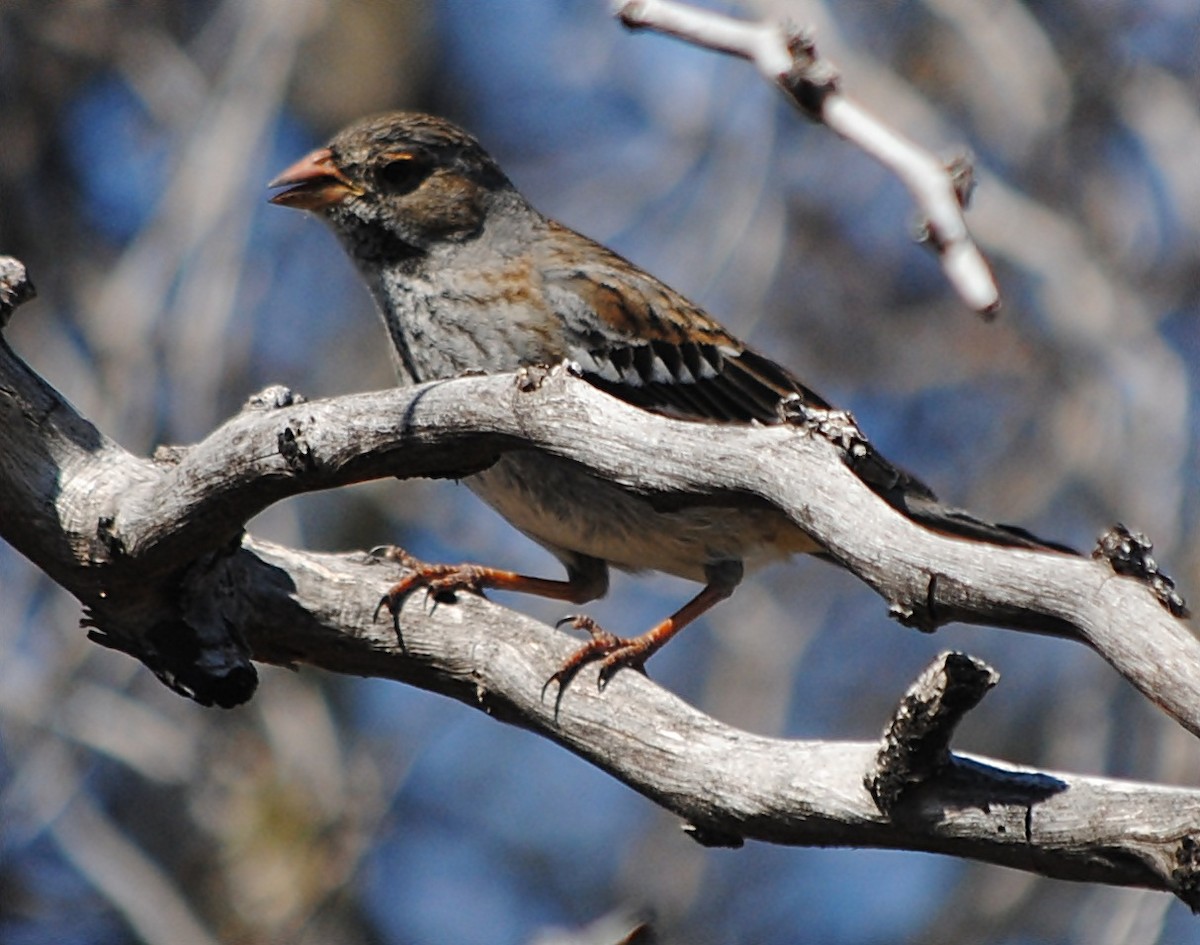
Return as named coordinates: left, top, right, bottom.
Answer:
left=541, top=229, right=1072, bottom=555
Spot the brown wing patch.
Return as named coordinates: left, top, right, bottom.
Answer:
left=540, top=226, right=828, bottom=423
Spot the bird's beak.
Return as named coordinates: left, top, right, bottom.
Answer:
left=268, top=147, right=360, bottom=211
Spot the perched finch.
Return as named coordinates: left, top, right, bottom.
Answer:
left=270, top=112, right=1068, bottom=685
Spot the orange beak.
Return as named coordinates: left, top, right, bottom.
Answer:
left=268, top=147, right=360, bottom=211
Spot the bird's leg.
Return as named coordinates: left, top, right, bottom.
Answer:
left=373, top=547, right=606, bottom=629
left=550, top=560, right=743, bottom=690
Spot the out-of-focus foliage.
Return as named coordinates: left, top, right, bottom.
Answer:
left=0, top=0, right=1197, bottom=942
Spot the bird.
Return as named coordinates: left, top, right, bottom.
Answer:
left=268, top=111, right=1071, bottom=687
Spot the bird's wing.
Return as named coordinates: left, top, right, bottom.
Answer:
left=539, top=226, right=1073, bottom=555
left=540, top=231, right=830, bottom=425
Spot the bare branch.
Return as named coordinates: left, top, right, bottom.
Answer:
left=4, top=257, right=1200, bottom=901
left=615, top=0, right=1000, bottom=314
left=207, top=537, right=1200, bottom=907
left=107, top=380, right=1200, bottom=730
left=0, top=259, right=1195, bottom=728
left=51, top=787, right=222, bottom=945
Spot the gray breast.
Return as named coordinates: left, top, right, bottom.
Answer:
left=374, top=264, right=563, bottom=383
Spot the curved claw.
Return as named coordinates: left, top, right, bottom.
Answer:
left=371, top=546, right=424, bottom=625
left=373, top=589, right=408, bottom=653
left=376, top=561, right=483, bottom=616
left=597, top=646, right=651, bottom=686
left=369, top=544, right=416, bottom=565
left=372, top=555, right=486, bottom=656
left=545, top=614, right=647, bottom=692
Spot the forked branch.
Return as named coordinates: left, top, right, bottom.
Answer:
left=2, top=258, right=1199, bottom=903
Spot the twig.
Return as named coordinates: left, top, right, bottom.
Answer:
left=615, top=0, right=1000, bottom=315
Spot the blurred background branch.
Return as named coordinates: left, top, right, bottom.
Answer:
left=0, top=0, right=1197, bottom=942
left=618, top=0, right=1001, bottom=312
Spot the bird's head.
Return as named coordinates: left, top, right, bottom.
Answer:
left=269, top=112, right=515, bottom=261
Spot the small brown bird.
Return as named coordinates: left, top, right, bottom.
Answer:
left=270, top=112, right=1068, bottom=686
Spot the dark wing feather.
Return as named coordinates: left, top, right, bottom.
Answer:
left=540, top=229, right=1073, bottom=555
left=542, top=239, right=830, bottom=424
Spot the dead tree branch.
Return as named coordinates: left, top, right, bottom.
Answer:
left=2, top=258, right=1199, bottom=903
left=199, top=540, right=1200, bottom=907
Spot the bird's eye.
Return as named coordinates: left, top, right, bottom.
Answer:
left=378, top=157, right=434, bottom=195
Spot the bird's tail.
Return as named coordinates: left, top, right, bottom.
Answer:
left=849, top=441, right=1075, bottom=555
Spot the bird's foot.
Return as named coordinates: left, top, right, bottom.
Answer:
left=548, top=615, right=653, bottom=691
left=372, top=547, right=488, bottom=632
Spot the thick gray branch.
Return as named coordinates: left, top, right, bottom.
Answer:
left=3, top=262, right=1200, bottom=901
left=218, top=537, right=1200, bottom=907
left=7, top=332, right=1192, bottom=731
